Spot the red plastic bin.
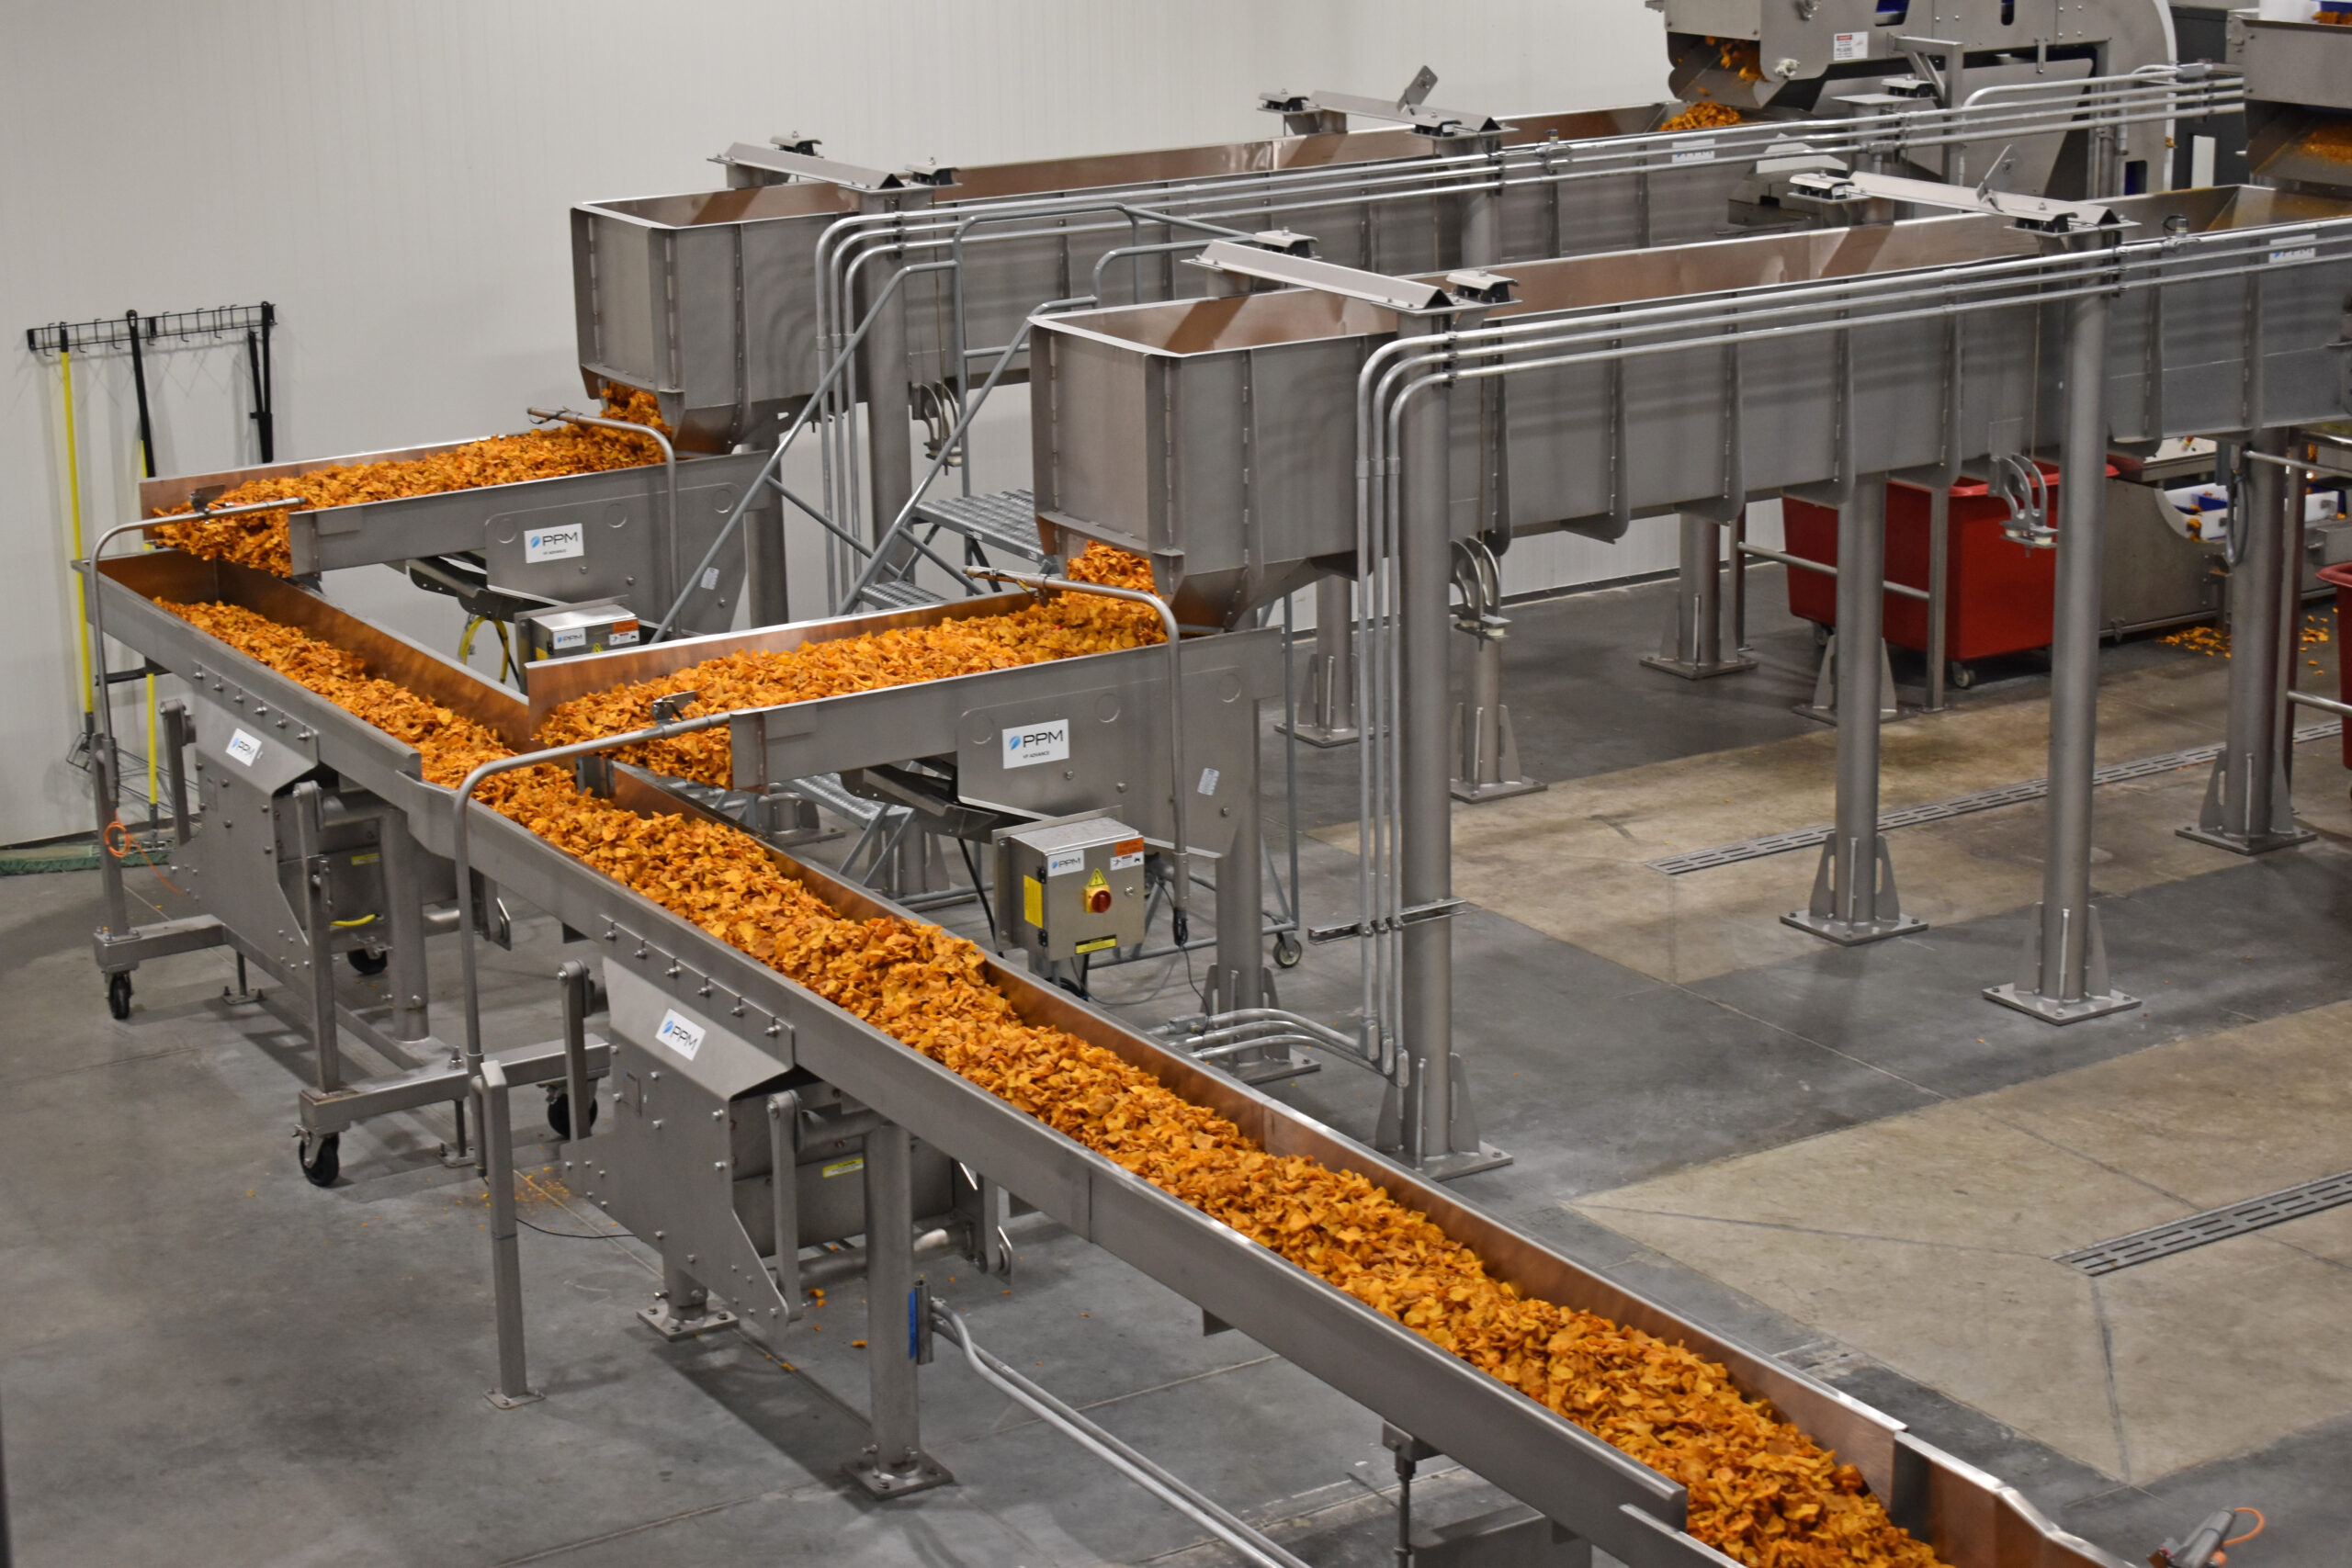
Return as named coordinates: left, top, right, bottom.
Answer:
left=2322, top=562, right=2352, bottom=767
left=1781, top=468, right=2066, bottom=665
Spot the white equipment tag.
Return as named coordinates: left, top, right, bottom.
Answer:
left=524, top=524, right=586, bottom=563
left=1045, top=848, right=1087, bottom=878
left=1832, top=30, right=1867, bottom=62
left=224, top=728, right=264, bottom=768
left=1002, top=720, right=1069, bottom=769
left=653, top=1009, right=706, bottom=1061
left=2269, top=232, right=2319, bottom=265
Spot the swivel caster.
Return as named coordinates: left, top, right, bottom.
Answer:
left=347, top=947, right=390, bottom=976
left=297, top=1131, right=341, bottom=1188
left=1946, top=660, right=1978, bottom=690
left=1273, top=932, right=1303, bottom=969
left=106, top=972, right=133, bottom=1021
left=546, top=1088, right=599, bottom=1142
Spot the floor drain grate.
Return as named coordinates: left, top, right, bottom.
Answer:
left=2054, top=1169, right=2352, bottom=1276
left=1646, top=720, right=2342, bottom=875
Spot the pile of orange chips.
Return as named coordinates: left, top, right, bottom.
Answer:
left=1661, top=98, right=1744, bottom=131
left=537, top=543, right=1164, bottom=785
left=151, top=584, right=1949, bottom=1568
left=149, top=387, right=672, bottom=576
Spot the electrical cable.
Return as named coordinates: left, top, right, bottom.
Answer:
left=103, top=817, right=181, bottom=895
left=458, top=616, right=516, bottom=684
left=2222, top=1508, right=2264, bottom=1547
left=514, top=1215, right=628, bottom=1242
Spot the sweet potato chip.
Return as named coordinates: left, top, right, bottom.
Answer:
left=156, top=581, right=1945, bottom=1568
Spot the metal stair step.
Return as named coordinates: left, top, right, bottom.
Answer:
left=857, top=580, right=946, bottom=611
left=914, top=488, right=1046, bottom=561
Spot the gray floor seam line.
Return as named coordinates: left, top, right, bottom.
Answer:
left=2091, top=1277, right=2134, bottom=1485
left=483, top=1491, right=773, bottom=1566
left=0, top=1039, right=218, bottom=1083
left=1570, top=1203, right=2046, bottom=1258
left=1660, top=984, right=1951, bottom=1104
left=1966, top=1107, right=2205, bottom=1216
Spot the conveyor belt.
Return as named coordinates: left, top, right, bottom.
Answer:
left=89, top=552, right=2131, bottom=1568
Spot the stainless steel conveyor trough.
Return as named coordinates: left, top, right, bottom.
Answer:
left=84, top=549, right=2135, bottom=1568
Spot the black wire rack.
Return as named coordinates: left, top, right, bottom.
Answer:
left=24, top=303, right=275, bottom=358
left=26, top=303, right=283, bottom=463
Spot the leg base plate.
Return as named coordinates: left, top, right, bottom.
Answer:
left=1399, top=1143, right=1514, bottom=1182
left=1641, top=653, right=1758, bottom=682
left=844, top=1451, right=955, bottom=1500
left=1781, top=910, right=1927, bottom=947
left=1983, top=983, right=2140, bottom=1026
left=1277, top=720, right=1362, bottom=749
left=1450, top=776, right=1547, bottom=804
left=639, top=1302, right=738, bottom=1342
left=2175, top=824, right=2316, bottom=857
left=485, top=1387, right=545, bottom=1410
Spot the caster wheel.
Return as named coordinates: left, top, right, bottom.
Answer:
left=1812, top=622, right=1832, bottom=649
left=297, top=1132, right=340, bottom=1188
left=1273, top=932, right=1303, bottom=969
left=546, top=1089, right=600, bottom=1142
left=1947, top=660, right=1977, bottom=690
left=106, top=972, right=133, bottom=1021
left=347, top=948, right=390, bottom=976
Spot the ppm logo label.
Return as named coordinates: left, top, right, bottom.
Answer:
left=652, top=1009, right=706, bottom=1061
left=1002, top=719, right=1069, bottom=769
left=524, top=523, right=586, bottom=564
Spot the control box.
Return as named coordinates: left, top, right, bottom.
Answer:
left=993, top=813, right=1148, bottom=965
left=517, top=603, right=642, bottom=666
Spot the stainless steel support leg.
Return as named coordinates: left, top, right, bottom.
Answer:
left=160, top=700, right=193, bottom=843
left=479, top=1059, right=542, bottom=1408
left=1451, top=627, right=1543, bottom=802
left=1396, top=383, right=1504, bottom=1179
left=639, top=1257, right=735, bottom=1341
left=1643, top=513, right=1757, bottom=680
left=859, top=259, right=917, bottom=576
left=558, top=959, right=593, bottom=1145
left=1989, top=288, right=2138, bottom=1024
left=1785, top=479, right=1924, bottom=947
left=380, top=816, right=431, bottom=1043
left=290, top=781, right=345, bottom=1090
left=845, top=1123, right=952, bottom=1498
left=1287, top=577, right=1362, bottom=746
left=743, top=488, right=791, bottom=626
left=1212, top=745, right=1314, bottom=1086
left=767, top=1092, right=804, bottom=1318
left=2179, top=428, right=2312, bottom=855
left=1926, top=484, right=1952, bottom=712
left=93, top=735, right=130, bottom=942
left=1728, top=509, right=1750, bottom=657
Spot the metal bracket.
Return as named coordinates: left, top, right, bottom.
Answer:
left=1307, top=898, right=1466, bottom=945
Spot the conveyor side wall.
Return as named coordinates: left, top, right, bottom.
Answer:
left=1032, top=186, right=2352, bottom=625
left=98, top=561, right=2129, bottom=1568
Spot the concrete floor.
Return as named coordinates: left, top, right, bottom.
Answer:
left=3, top=565, right=2347, bottom=1567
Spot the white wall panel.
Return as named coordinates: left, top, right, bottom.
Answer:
left=0, top=0, right=1669, bottom=843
